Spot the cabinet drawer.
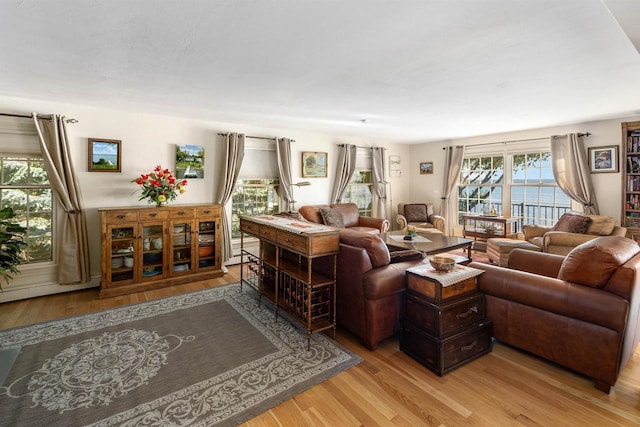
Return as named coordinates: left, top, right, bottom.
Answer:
left=400, top=321, right=492, bottom=376
left=196, top=206, right=219, bottom=219
left=407, top=272, right=477, bottom=303
left=277, top=231, right=307, bottom=253
left=405, top=294, right=485, bottom=336
left=105, top=211, right=137, bottom=223
left=139, top=210, right=169, bottom=221
left=169, top=208, right=195, bottom=219
left=240, top=219, right=260, bottom=237
left=258, top=225, right=277, bottom=242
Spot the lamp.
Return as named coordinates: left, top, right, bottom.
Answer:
left=378, top=180, right=391, bottom=220
left=289, top=181, right=311, bottom=212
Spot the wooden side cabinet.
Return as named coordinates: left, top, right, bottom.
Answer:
left=100, top=204, right=223, bottom=298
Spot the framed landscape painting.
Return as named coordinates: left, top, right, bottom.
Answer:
left=88, top=138, right=121, bottom=172
left=420, top=161, right=433, bottom=174
left=176, top=144, right=204, bottom=179
left=589, top=145, right=618, bottom=173
left=302, top=152, right=327, bottom=177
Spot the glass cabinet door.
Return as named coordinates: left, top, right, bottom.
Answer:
left=197, top=220, right=216, bottom=269
left=171, top=221, right=193, bottom=274
left=141, top=223, right=164, bottom=279
left=108, top=224, right=135, bottom=284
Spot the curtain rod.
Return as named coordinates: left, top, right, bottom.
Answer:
left=216, top=132, right=295, bottom=142
left=0, top=112, right=78, bottom=123
left=460, top=132, right=591, bottom=148
left=336, top=143, right=372, bottom=150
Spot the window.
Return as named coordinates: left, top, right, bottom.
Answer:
left=458, top=150, right=570, bottom=229
left=511, top=152, right=571, bottom=227
left=0, top=155, right=53, bottom=263
left=231, top=179, right=279, bottom=238
left=458, top=156, right=504, bottom=223
left=342, top=170, right=373, bottom=216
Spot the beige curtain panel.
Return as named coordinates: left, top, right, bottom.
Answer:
left=441, top=145, right=464, bottom=236
left=550, top=133, right=599, bottom=214
left=276, top=137, right=293, bottom=212
left=330, top=144, right=357, bottom=204
left=371, top=147, right=387, bottom=218
left=32, top=113, right=90, bottom=285
left=214, top=133, right=245, bottom=263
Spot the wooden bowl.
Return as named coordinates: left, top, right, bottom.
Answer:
left=429, top=256, right=456, bottom=272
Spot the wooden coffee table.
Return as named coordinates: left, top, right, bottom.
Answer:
left=379, top=230, right=473, bottom=263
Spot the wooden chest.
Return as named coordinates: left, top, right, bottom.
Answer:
left=401, top=320, right=493, bottom=376
left=404, top=293, right=486, bottom=336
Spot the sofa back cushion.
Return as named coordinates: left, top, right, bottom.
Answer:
left=558, top=236, right=640, bottom=288
left=404, top=204, right=433, bottom=223
left=552, top=212, right=591, bottom=234
left=339, top=228, right=390, bottom=268
left=330, top=203, right=360, bottom=228
left=585, top=215, right=617, bottom=236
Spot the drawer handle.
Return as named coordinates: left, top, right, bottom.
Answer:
left=456, top=306, right=478, bottom=319
left=461, top=340, right=477, bottom=352
left=149, top=213, right=157, bottom=218
left=204, top=209, right=211, bottom=214
left=452, top=283, right=466, bottom=290
left=117, top=214, right=126, bottom=219
left=178, top=211, right=186, bottom=216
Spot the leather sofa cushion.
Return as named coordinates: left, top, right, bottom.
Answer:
left=319, top=207, right=344, bottom=228
left=558, top=236, right=640, bottom=288
left=586, top=215, right=616, bottom=236
left=339, top=228, right=390, bottom=268
left=552, top=212, right=591, bottom=234
left=404, top=204, right=431, bottom=222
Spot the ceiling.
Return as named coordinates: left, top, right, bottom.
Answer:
left=1, top=0, right=640, bottom=144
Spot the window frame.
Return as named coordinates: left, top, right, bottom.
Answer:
left=230, top=178, right=280, bottom=238
left=342, top=169, right=374, bottom=217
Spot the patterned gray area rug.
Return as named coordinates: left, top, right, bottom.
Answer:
left=0, top=284, right=361, bottom=426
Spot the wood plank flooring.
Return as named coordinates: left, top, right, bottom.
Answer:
left=2, top=265, right=640, bottom=426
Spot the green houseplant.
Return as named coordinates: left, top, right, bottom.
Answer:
left=0, top=206, right=26, bottom=288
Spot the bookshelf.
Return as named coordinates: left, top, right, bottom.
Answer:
left=622, top=121, right=640, bottom=242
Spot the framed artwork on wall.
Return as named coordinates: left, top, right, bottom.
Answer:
left=389, top=155, right=401, bottom=177
left=588, top=145, right=618, bottom=173
left=302, top=152, right=327, bottom=177
left=419, top=161, right=433, bottom=174
left=176, top=144, right=204, bottom=179
left=88, top=138, right=121, bottom=172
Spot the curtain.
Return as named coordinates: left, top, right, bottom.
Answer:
left=440, top=145, right=465, bottom=236
left=32, top=113, right=90, bottom=284
left=276, top=137, right=293, bottom=212
left=214, top=133, right=245, bottom=263
left=330, top=144, right=357, bottom=203
left=550, top=133, right=599, bottom=214
left=371, top=147, right=387, bottom=218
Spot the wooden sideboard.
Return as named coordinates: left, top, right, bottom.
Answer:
left=99, top=204, right=223, bottom=298
left=239, top=215, right=340, bottom=348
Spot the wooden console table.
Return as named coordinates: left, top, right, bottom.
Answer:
left=239, top=215, right=340, bottom=348
left=462, top=215, right=518, bottom=251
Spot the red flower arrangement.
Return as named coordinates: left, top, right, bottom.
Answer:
left=132, top=165, right=187, bottom=206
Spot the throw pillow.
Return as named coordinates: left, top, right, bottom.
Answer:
left=319, top=207, right=344, bottom=228
left=404, top=204, right=429, bottom=223
left=551, top=212, right=591, bottom=234
left=585, top=215, right=616, bottom=236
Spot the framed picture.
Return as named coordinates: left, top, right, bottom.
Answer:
left=88, top=138, right=121, bottom=172
left=302, top=152, right=327, bottom=177
left=176, top=144, right=204, bottom=179
left=420, top=161, right=433, bottom=174
left=588, top=145, right=618, bottom=173
left=389, top=155, right=401, bottom=177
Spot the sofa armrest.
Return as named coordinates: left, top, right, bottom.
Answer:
left=428, top=214, right=445, bottom=232
left=358, top=216, right=390, bottom=233
left=396, top=214, right=408, bottom=231
left=470, top=262, right=629, bottom=332
left=523, top=224, right=551, bottom=241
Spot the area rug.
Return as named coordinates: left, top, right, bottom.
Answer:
left=0, top=284, right=361, bottom=426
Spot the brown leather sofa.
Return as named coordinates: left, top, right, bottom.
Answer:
left=332, top=228, right=425, bottom=349
left=470, top=236, right=640, bottom=393
left=299, top=203, right=390, bottom=234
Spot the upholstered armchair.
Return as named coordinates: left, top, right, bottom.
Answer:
left=396, top=203, right=445, bottom=233
left=470, top=236, right=640, bottom=393
left=522, top=212, right=627, bottom=256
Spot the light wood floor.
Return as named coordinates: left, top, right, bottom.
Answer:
left=2, top=265, right=640, bottom=426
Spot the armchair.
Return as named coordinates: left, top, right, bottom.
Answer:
left=470, top=236, right=640, bottom=393
left=396, top=203, right=445, bottom=233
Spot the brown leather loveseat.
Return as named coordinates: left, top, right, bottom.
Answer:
left=470, top=236, right=640, bottom=393
left=332, top=228, right=425, bottom=349
left=299, top=203, right=390, bottom=234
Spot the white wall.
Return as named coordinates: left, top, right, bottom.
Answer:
left=0, top=95, right=411, bottom=299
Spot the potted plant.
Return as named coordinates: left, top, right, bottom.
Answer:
left=0, top=207, right=26, bottom=288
